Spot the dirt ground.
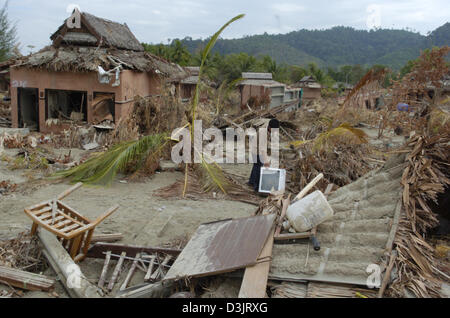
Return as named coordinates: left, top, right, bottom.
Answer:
left=0, top=150, right=257, bottom=298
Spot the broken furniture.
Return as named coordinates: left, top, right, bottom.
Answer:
left=86, top=243, right=180, bottom=294
left=24, top=182, right=119, bottom=262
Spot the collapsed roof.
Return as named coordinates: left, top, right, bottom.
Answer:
left=13, top=46, right=187, bottom=80
left=51, top=11, right=144, bottom=52
left=12, top=11, right=188, bottom=81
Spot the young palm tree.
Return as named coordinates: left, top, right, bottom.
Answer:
left=56, top=14, right=245, bottom=194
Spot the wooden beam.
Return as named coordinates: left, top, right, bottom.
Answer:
left=91, top=233, right=123, bottom=243
left=108, top=252, right=126, bottom=292
left=239, top=175, right=324, bottom=298
left=238, top=227, right=275, bottom=298
left=87, top=243, right=181, bottom=259
left=98, top=251, right=111, bottom=289
left=0, top=265, right=55, bottom=292
left=38, top=229, right=100, bottom=298
left=144, top=255, right=156, bottom=282
left=274, top=232, right=311, bottom=241
left=120, top=253, right=140, bottom=291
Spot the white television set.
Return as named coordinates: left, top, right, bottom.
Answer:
left=258, top=167, right=286, bottom=194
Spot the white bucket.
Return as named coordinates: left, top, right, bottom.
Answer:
left=286, top=190, right=334, bottom=232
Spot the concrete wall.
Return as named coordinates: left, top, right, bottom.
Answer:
left=240, top=85, right=268, bottom=108
left=302, top=87, right=321, bottom=100
left=10, top=67, right=160, bottom=132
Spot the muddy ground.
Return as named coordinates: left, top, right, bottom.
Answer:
left=0, top=148, right=257, bottom=298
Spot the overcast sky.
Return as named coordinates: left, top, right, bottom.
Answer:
left=8, top=0, right=450, bottom=53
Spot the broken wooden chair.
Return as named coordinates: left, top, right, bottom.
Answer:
left=24, top=182, right=119, bottom=262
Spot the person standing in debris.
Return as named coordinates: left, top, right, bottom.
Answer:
left=248, top=118, right=280, bottom=192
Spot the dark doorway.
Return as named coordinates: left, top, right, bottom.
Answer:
left=18, top=87, right=39, bottom=130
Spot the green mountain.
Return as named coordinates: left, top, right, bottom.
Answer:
left=178, top=24, right=450, bottom=70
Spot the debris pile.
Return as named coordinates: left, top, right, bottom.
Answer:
left=388, top=132, right=450, bottom=298
left=0, top=101, right=11, bottom=128
left=0, top=180, right=17, bottom=196
left=0, top=232, right=46, bottom=272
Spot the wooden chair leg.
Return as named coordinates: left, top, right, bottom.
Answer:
left=82, top=229, right=95, bottom=257
left=30, top=222, right=38, bottom=236
left=69, top=234, right=83, bottom=260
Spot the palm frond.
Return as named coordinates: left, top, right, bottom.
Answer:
left=55, top=133, right=167, bottom=185
left=289, top=139, right=312, bottom=148
left=198, top=159, right=230, bottom=193
left=313, top=123, right=368, bottom=152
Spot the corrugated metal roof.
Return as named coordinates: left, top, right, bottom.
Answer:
left=270, top=157, right=405, bottom=286
left=239, top=79, right=284, bottom=87
left=242, top=72, right=273, bottom=80
left=163, top=214, right=276, bottom=281
left=181, top=75, right=199, bottom=85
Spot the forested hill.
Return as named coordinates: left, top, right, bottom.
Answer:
left=178, top=23, right=450, bottom=70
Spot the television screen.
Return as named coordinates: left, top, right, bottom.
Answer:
left=259, top=168, right=286, bottom=193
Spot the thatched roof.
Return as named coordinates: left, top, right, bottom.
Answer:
left=12, top=46, right=187, bottom=80
left=50, top=12, right=144, bottom=52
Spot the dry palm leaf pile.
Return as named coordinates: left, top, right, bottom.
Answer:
left=0, top=232, right=46, bottom=272
left=287, top=121, right=377, bottom=193
left=387, top=132, right=450, bottom=297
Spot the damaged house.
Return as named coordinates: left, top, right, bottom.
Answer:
left=9, top=11, right=186, bottom=132
left=239, top=72, right=300, bottom=110
left=292, top=75, right=322, bottom=103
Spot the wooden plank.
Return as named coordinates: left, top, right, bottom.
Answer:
left=57, top=201, right=91, bottom=224
left=98, top=251, right=111, bottom=289
left=144, top=255, right=156, bottom=282
left=238, top=227, right=275, bottom=298
left=91, top=233, right=123, bottom=243
left=239, top=175, right=323, bottom=298
left=25, top=200, right=51, bottom=212
left=53, top=219, right=73, bottom=229
left=61, top=223, right=81, bottom=233
left=38, top=229, right=100, bottom=298
left=150, top=255, right=172, bottom=282
left=120, top=253, right=140, bottom=291
left=43, top=215, right=65, bottom=225
left=108, top=252, right=126, bottom=292
left=115, top=281, right=175, bottom=298
left=87, top=243, right=182, bottom=259
left=293, top=173, right=323, bottom=202
left=56, top=182, right=83, bottom=200
left=33, top=206, right=52, bottom=217
left=274, top=195, right=290, bottom=237
left=274, top=232, right=311, bottom=241
left=0, top=265, right=55, bottom=291
left=69, top=234, right=83, bottom=259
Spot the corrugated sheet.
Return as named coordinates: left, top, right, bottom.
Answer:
left=164, top=214, right=276, bottom=281
left=242, top=72, right=272, bottom=80
left=239, top=79, right=284, bottom=87
left=270, top=157, right=405, bottom=286
left=181, top=75, right=199, bottom=85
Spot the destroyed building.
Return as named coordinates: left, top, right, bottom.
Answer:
left=292, top=75, right=322, bottom=102
left=238, top=72, right=300, bottom=109
left=9, top=11, right=186, bottom=132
